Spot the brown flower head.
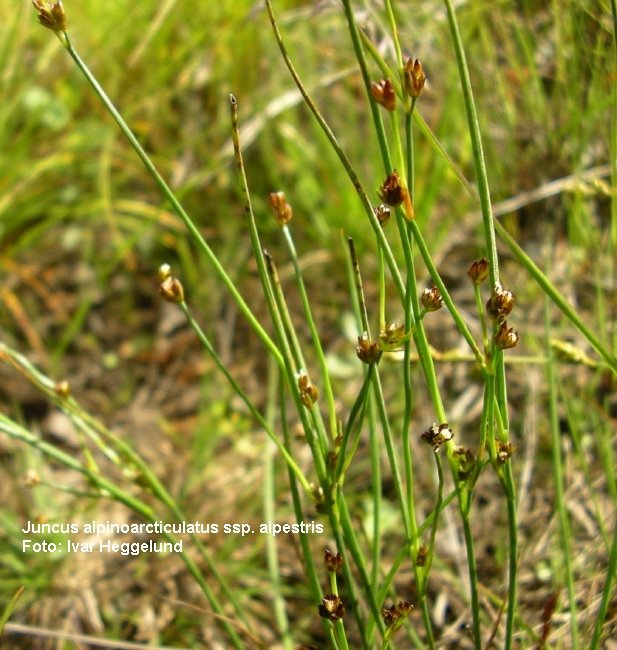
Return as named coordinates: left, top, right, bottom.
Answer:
left=396, top=601, right=414, bottom=617
left=378, top=170, right=413, bottom=219
left=32, top=1, right=66, bottom=32
left=319, top=594, right=345, bottom=622
left=324, top=548, right=343, bottom=573
left=486, top=283, right=515, bottom=322
left=382, top=600, right=414, bottom=630
left=467, top=258, right=489, bottom=284
left=268, top=191, right=293, bottom=226
left=421, top=422, right=453, bottom=451
left=159, top=276, right=184, bottom=304
left=497, top=441, right=513, bottom=464
left=370, top=79, right=396, bottom=112
left=404, top=58, right=426, bottom=99
left=421, top=285, right=444, bottom=312
left=415, top=545, right=428, bottom=567
left=356, top=333, right=380, bottom=364
left=379, top=322, right=410, bottom=352
left=374, top=204, right=391, bottom=227
left=382, top=604, right=400, bottom=628
left=297, top=372, right=318, bottom=409
left=494, top=321, right=519, bottom=350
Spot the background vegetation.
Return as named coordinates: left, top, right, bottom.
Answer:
left=0, top=0, right=615, bottom=648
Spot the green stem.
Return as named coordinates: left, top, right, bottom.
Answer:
left=278, top=382, right=336, bottom=645
left=461, top=515, right=481, bottom=650
left=441, top=1, right=498, bottom=286
left=499, top=465, right=518, bottom=650
left=179, top=302, right=311, bottom=493
left=62, top=34, right=280, bottom=366
left=0, top=414, right=247, bottom=649
left=494, top=219, right=617, bottom=374
left=264, top=369, right=294, bottom=650
left=282, top=225, right=338, bottom=441
left=264, top=0, right=405, bottom=303
left=545, top=297, right=579, bottom=649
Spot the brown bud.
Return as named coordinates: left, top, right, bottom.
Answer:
left=421, top=285, right=444, bottom=312
left=404, top=58, right=426, bottom=99
left=54, top=380, right=71, bottom=398
left=268, top=191, right=293, bottom=226
left=421, top=422, right=453, bottom=451
left=494, top=321, right=519, bottom=350
left=415, top=545, right=428, bottom=567
left=319, top=594, right=345, bottom=622
left=297, top=372, right=318, bottom=408
left=486, top=284, right=515, bottom=322
left=467, top=258, right=489, bottom=284
left=382, top=604, right=400, bottom=628
left=374, top=204, right=391, bottom=226
left=324, top=548, right=343, bottom=573
left=379, top=322, right=410, bottom=352
left=497, top=441, right=513, bottom=464
left=370, top=79, right=396, bottom=112
left=356, top=333, right=380, bottom=364
left=396, top=601, right=414, bottom=617
left=159, top=276, right=184, bottom=304
left=378, top=171, right=414, bottom=219
left=32, top=0, right=66, bottom=32
left=382, top=600, right=414, bottom=630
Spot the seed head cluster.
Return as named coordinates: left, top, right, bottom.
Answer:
left=32, top=0, right=66, bottom=32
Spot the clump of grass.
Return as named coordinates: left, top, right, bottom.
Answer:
left=1, top=1, right=616, bottom=648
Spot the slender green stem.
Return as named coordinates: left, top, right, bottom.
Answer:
left=589, top=514, right=617, bottom=648
left=494, top=219, right=617, bottom=374
left=337, top=495, right=386, bottom=641
left=282, top=225, right=338, bottom=441
left=383, top=0, right=403, bottom=74
left=328, top=496, right=372, bottom=648
left=610, top=0, right=617, bottom=355
left=347, top=237, right=371, bottom=334
left=334, top=364, right=375, bottom=484
left=402, top=113, right=435, bottom=648
left=461, top=515, right=481, bottom=650
left=264, top=254, right=328, bottom=483
left=359, top=27, right=476, bottom=197
left=278, top=382, right=336, bottom=645
left=545, top=297, right=579, bottom=648
left=178, top=302, right=311, bottom=493
left=62, top=34, right=280, bottom=366
left=368, top=393, right=382, bottom=589
left=264, top=368, right=294, bottom=650
left=265, top=253, right=330, bottom=466
left=441, top=1, right=498, bottom=285
left=0, top=414, right=247, bottom=649
left=329, top=567, right=351, bottom=650
left=264, top=0, right=405, bottom=303
left=499, top=464, right=518, bottom=650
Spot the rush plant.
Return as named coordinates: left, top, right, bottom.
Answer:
left=1, top=1, right=615, bottom=648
